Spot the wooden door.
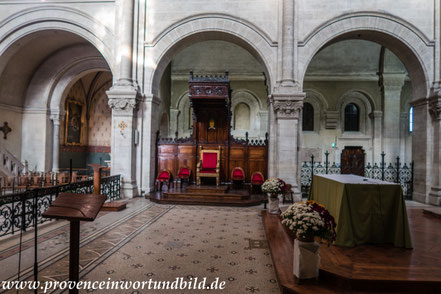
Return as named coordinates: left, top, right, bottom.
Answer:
left=341, top=147, right=365, bottom=176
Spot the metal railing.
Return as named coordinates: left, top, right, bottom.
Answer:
left=0, top=175, right=121, bottom=237
left=301, top=152, right=414, bottom=199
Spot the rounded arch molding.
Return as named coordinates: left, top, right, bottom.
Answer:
left=146, top=15, right=277, bottom=97
left=337, top=90, right=374, bottom=134
left=0, top=5, right=115, bottom=72
left=303, top=89, right=329, bottom=132
left=298, top=12, right=432, bottom=99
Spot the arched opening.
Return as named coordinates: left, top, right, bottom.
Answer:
left=344, top=103, right=360, bottom=132
left=300, top=26, right=429, bottom=200
left=302, top=103, right=314, bottom=131
left=157, top=40, right=269, bottom=141
left=0, top=29, right=112, bottom=174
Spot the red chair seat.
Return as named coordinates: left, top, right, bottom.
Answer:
left=157, top=171, right=170, bottom=180
left=178, top=168, right=190, bottom=177
left=251, top=173, right=264, bottom=184
left=232, top=169, right=244, bottom=179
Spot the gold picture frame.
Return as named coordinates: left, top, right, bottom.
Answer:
left=65, top=99, right=83, bottom=145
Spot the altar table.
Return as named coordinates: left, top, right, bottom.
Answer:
left=308, top=174, right=412, bottom=248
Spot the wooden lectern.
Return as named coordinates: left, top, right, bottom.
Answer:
left=42, top=193, right=106, bottom=294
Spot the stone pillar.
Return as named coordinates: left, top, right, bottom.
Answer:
left=429, top=94, right=441, bottom=205
left=280, top=0, right=295, bottom=86
left=382, top=74, right=405, bottom=163
left=50, top=113, right=63, bottom=171
left=106, top=0, right=141, bottom=198
left=169, top=108, right=180, bottom=136
left=141, top=95, right=161, bottom=193
left=370, top=111, right=383, bottom=162
left=108, top=94, right=140, bottom=198
left=399, top=112, right=409, bottom=160
left=258, top=111, right=268, bottom=138
left=411, top=98, right=431, bottom=203
left=269, top=92, right=304, bottom=200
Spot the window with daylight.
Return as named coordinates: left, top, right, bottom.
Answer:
left=302, top=102, right=314, bottom=131
left=344, top=103, right=359, bottom=132
left=409, top=107, right=413, bottom=133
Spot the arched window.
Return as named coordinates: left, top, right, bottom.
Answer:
left=409, top=107, right=413, bottom=133
left=344, top=103, right=359, bottom=132
left=234, top=103, right=250, bottom=130
left=302, top=102, right=314, bottom=131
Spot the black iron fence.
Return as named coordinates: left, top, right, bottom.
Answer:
left=301, top=152, right=413, bottom=199
left=0, top=175, right=121, bottom=237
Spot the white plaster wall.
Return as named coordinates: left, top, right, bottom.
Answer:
left=297, top=0, right=434, bottom=42
left=0, top=106, right=23, bottom=160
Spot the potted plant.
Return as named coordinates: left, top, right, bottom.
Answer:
left=261, top=178, right=286, bottom=214
left=281, top=200, right=336, bottom=281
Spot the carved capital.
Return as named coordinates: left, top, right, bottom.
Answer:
left=108, top=98, right=139, bottom=111
left=429, top=97, right=441, bottom=121
left=273, top=100, right=303, bottom=119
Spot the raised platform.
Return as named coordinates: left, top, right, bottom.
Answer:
left=148, top=184, right=265, bottom=207
left=262, top=208, right=441, bottom=293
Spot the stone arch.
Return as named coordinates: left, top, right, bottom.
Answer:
left=146, top=15, right=277, bottom=97
left=298, top=12, right=431, bottom=100
left=337, top=90, right=374, bottom=135
left=231, top=90, right=264, bottom=138
left=0, top=6, right=115, bottom=72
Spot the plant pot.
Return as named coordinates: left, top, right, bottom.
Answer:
left=267, top=194, right=280, bottom=214
left=293, top=238, right=320, bottom=280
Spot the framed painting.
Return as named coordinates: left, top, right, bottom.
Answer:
left=65, top=100, right=83, bottom=145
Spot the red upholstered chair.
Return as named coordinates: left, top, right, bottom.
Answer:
left=250, top=171, right=265, bottom=194
left=231, top=167, right=245, bottom=188
left=196, top=146, right=221, bottom=186
left=155, top=169, right=172, bottom=191
left=176, top=167, right=191, bottom=188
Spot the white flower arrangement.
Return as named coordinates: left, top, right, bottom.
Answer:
left=261, top=178, right=285, bottom=196
left=281, top=201, right=338, bottom=243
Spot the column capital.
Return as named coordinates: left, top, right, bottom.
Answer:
left=269, top=91, right=305, bottom=119
left=107, top=85, right=141, bottom=113
left=382, top=73, right=406, bottom=90
left=429, top=96, right=441, bottom=121
left=50, top=111, right=65, bottom=124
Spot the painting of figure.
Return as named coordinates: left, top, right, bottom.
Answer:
left=65, top=100, right=83, bottom=145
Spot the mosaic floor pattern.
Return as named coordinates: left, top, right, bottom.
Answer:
left=84, top=205, right=280, bottom=294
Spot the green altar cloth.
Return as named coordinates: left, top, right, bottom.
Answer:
left=308, top=174, right=412, bottom=248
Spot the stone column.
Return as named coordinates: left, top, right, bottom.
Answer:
left=370, top=111, right=383, bottom=162
left=108, top=94, right=140, bottom=198
left=258, top=111, right=268, bottom=138
left=140, top=95, right=161, bottom=193
left=382, top=74, right=405, bottom=163
left=50, top=113, right=63, bottom=171
left=280, top=0, right=295, bottom=86
left=399, top=112, right=408, bottom=160
left=429, top=94, right=441, bottom=205
left=411, top=98, right=431, bottom=203
left=106, top=0, right=141, bottom=198
left=269, top=92, right=304, bottom=200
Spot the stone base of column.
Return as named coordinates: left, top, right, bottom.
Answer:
left=121, top=179, right=139, bottom=199
left=412, top=192, right=427, bottom=204
left=429, top=187, right=441, bottom=206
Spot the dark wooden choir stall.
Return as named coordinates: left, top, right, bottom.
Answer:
left=150, top=72, right=267, bottom=206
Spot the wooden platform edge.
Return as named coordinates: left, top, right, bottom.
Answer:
left=261, top=210, right=338, bottom=294
left=101, top=201, right=127, bottom=211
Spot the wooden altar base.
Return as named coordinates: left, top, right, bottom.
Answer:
left=262, top=209, right=441, bottom=294
left=148, top=185, right=265, bottom=207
